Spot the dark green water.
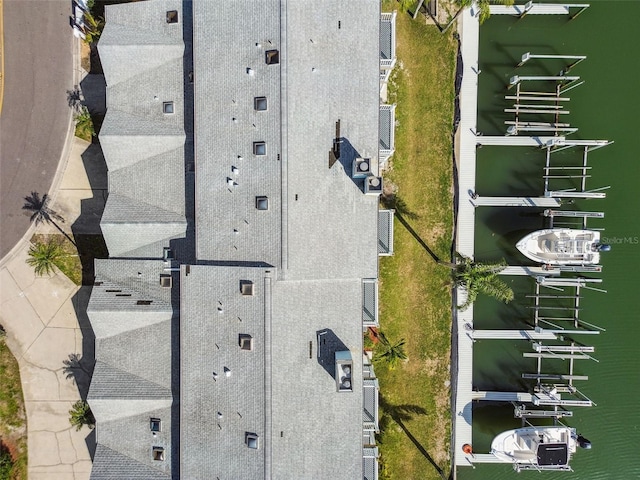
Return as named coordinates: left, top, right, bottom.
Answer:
left=458, top=2, right=640, bottom=479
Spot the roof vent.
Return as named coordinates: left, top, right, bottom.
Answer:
left=152, top=447, right=165, bottom=461
left=163, top=101, right=174, bottom=114
left=352, top=157, right=371, bottom=178
left=166, top=10, right=178, bottom=24
left=245, top=432, right=260, bottom=449
left=254, top=96, right=268, bottom=111
left=364, top=176, right=383, bottom=195
left=239, top=334, right=254, bottom=351
left=150, top=418, right=161, bottom=433
left=265, top=50, right=279, bottom=65
left=240, top=280, right=255, bottom=296
left=163, top=247, right=174, bottom=261
left=160, top=275, right=172, bottom=288
left=136, top=300, right=153, bottom=306
left=255, top=196, right=269, bottom=211
left=253, top=141, right=266, bottom=156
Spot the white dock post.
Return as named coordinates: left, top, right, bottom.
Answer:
left=509, top=75, right=580, bottom=88
left=569, top=4, right=590, bottom=20
left=517, top=53, right=586, bottom=70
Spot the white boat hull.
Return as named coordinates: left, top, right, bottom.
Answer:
left=491, top=426, right=577, bottom=471
left=516, top=228, right=601, bottom=265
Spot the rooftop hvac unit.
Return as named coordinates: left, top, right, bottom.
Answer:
left=352, top=157, right=371, bottom=178
left=364, top=176, right=383, bottom=195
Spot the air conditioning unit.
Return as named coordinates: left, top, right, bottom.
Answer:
left=364, top=176, right=383, bottom=195
left=352, top=157, right=371, bottom=178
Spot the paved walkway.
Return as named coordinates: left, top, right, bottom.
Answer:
left=0, top=133, right=105, bottom=479
left=0, top=246, right=92, bottom=479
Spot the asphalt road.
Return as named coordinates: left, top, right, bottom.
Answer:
left=0, top=0, right=74, bottom=258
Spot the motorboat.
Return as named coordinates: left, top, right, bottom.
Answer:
left=516, top=228, right=610, bottom=265
left=491, top=425, right=591, bottom=472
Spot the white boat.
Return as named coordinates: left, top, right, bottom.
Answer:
left=491, top=425, right=591, bottom=472
left=516, top=228, right=610, bottom=265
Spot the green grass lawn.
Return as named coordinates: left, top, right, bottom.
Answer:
left=377, top=5, right=457, bottom=480
left=30, top=234, right=108, bottom=286
left=0, top=335, right=27, bottom=480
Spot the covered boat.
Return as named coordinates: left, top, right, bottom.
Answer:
left=516, top=228, right=610, bottom=265
left=490, top=425, right=591, bottom=472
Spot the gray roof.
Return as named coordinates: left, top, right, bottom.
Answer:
left=180, top=265, right=269, bottom=479
left=90, top=1, right=384, bottom=479
left=180, top=264, right=367, bottom=479
left=88, top=258, right=177, bottom=478
left=94, top=405, right=172, bottom=477
left=90, top=444, right=171, bottom=480
left=270, top=278, right=365, bottom=479
left=278, top=1, right=380, bottom=281
left=98, top=0, right=187, bottom=259
left=193, top=0, right=282, bottom=264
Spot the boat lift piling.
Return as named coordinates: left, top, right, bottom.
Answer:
left=517, top=52, right=587, bottom=72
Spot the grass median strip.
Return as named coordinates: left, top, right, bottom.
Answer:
left=0, top=333, right=27, bottom=480
left=377, top=6, right=457, bottom=480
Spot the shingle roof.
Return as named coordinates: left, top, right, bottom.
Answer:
left=180, top=265, right=268, bottom=479
left=89, top=361, right=172, bottom=401
left=90, top=444, right=171, bottom=480
left=100, top=194, right=186, bottom=257
left=193, top=0, right=281, bottom=264
left=98, top=0, right=187, bottom=259
left=90, top=1, right=384, bottom=479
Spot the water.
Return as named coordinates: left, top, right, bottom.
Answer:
left=458, top=2, right=640, bottom=479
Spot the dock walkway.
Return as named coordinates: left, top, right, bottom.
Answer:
left=477, top=135, right=561, bottom=146
left=453, top=5, right=478, bottom=471
left=452, top=3, right=587, bottom=476
left=490, top=4, right=577, bottom=16
left=472, top=196, right=560, bottom=207
left=472, top=329, right=558, bottom=340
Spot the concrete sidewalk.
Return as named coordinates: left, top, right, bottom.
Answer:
left=0, top=245, right=93, bottom=480
left=0, top=133, right=107, bottom=479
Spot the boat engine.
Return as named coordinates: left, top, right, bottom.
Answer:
left=593, top=243, right=611, bottom=252
left=577, top=435, right=592, bottom=449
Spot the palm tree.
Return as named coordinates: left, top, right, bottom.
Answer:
left=69, top=400, right=95, bottom=431
left=26, top=240, right=63, bottom=276
left=74, top=106, right=95, bottom=141
left=23, top=192, right=76, bottom=247
left=452, top=254, right=514, bottom=310
left=458, top=0, right=515, bottom=24
left=375, top=332, right=408, bottom=369
left=82, top=10, right=105, bottom=45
